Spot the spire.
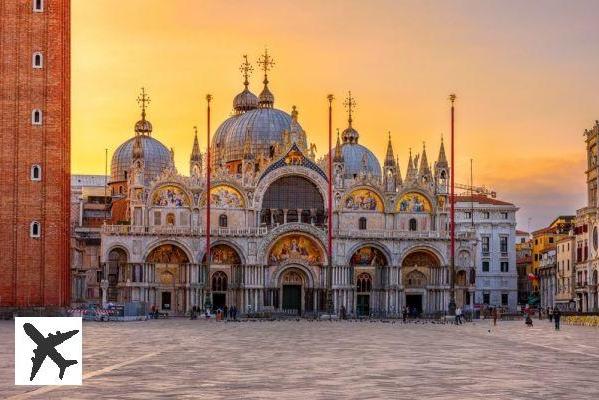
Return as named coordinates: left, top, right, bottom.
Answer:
left=134, top=87, right=153, bottom=135
left=243, top=127, right=254, bottom=159
left=333, top=128, right=344, bottom=162
left=132, top=132, right=143, bottom=161
left=406, top=148, right=417, bottom=182
left=257, top=48, right=275, bottom=108
left=419, top=142, right=431, bottom=177
left=190, top=126, right=201, bottom=161
left=437, top=135, right=448, bottom=167
left=384, top=131, right=395, bottom=167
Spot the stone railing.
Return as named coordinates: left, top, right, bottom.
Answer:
left=334, top=230, right=447, bottom=240
left=101, top=225, right=267, bottom=237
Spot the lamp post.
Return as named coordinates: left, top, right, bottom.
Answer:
left=448, top=93, right=457, bottom=316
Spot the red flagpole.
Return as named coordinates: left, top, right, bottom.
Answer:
left=449, top=93, right=456, bottom=314
left=327, top=94, right=334, bottom=315
left=206, top=94, right=212, bottom=280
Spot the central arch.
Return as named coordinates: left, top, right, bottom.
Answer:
left=145, top=243, right=191, bottom=314
left=260, top=175, right=325, bottom=227
left=279, top=267, right=308, bottom=315
left=401, top=249, right=442, bottom=316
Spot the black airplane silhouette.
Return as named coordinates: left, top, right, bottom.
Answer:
left=23, top=322, right=79, bottom=381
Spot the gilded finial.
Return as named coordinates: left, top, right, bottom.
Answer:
left=291, top=105, right=298, bottom=121
left=136, top=87, right=151, bottom=120
left=343, top=91, right=357, bottom=127
left=239, top=54, right=253, bottom=88
left=327, top=94, right=334, bottom=104
left=206, top=94, right=212, bottom=103
left=449, top=93, right=456, bottom=104
left=257, top=47, right=275, bottom=84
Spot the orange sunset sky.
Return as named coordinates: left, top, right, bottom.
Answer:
left=72, top=0, right=599, bottom=231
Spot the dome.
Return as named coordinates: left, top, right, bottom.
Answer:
left=333, top=142, right=382, bottom=179
left=233, top=88, right=259, bottom=113
left=219, top=107, right=307, bottom=163
left=341, top=126, right=359, bottom=144
left=211, top=114, right=240, bottom=167
left=110, top=135, right=171, bottom=184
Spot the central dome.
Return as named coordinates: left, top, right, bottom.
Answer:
left=336, top=142, right=382, bottom=179
left=217, top=107, right=307, bottom=164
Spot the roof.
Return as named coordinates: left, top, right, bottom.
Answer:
left=516, top=230, right=529, bottom=235
left=71, top=175, right=108, bottom=187
left=532, top=226, right=558, bottom=235
left=549, top=215, right=576, bottom=227
left=454, top=194, right=514, bottom=206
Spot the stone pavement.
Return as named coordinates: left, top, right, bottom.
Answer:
left=1, top=318, right=598, bottom=399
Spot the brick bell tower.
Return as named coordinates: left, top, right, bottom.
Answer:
left=0, top=0, right=70, bottom=308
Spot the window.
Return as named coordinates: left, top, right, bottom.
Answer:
left=465, top=211, right=472, bottom=219
left=500, top=236, right=508, bottom=253
left=483, top=292, right=490, bottom=304
left=549, top=237, right=554, bottom=244
left=501, top=293, right=509, bottom=306
left=357, top=273, right=372, bottom=292
left=483, top=211, right=490, bottom=219
left=481, top=236, right=490, bottom=254
left=30, top=221, right=41, bottom=238
left=482, top=261, right=490, bottom=272
left=31, top=109, right=42, bottom=125
left=358, top=217, right=367, bottom=230
left=219, top=214, right=228, bottom=228
left=154, top=211, right=161, bottom=225
left=501, top=212, right=508, bottom=219
left=32, top=52, right=43, bottom=68
left=166, top=213, right=175, bottom=226
left=500, top=261, right=509, bottom=272
left=33, top=0, right=43, bottom=12
left=30, top=164, right=41, bottom=181
left=409, top=218, right=417, bottom=231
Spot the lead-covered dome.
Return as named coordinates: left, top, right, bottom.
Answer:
left=336, top=142, right=382, bottom=179
left=110, top=135, right=171, bottom=184
left=218, top=107, right=307, bottom=164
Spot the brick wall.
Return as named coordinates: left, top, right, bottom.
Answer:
left=0, top=0, right=70, bottom=307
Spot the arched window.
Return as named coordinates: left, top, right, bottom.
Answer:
left=33, top=0, right=43, bottom=12
left=30, top=221, right=41, bottom=238
left=31, top=109, right=42, bottom=125
left=357, top=273, right=372, bottom=292
left=118, top=186, right=123, bottom=194
left=32, top=52, right=43, bottom=68
left=409, top=218, right=417, bottom=231
left=219, top=214, right=228, bottom=228
left=166, top=213, right=175, bottom=226
left=359, top=217, right=367, bottom=230
left=211, top=271, right=228, bottom=291
left=261, top=176, right=325, bottom=226
left=31, top=164, right=41, bottom=181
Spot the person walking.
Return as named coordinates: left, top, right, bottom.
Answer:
left=548, top=307, right=553, bottom=322
left=455, top=307, right=462, bottom=325
left=224, top=305, right=229, bottom=320
left=554, top=308, right=561, bottom=330
left=492, top=307, right=498, bottom=326
left=525, top=313, right=533, bottom=327
left=402, top=306, right=408, bottom=323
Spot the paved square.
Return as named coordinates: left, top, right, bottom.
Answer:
left=1, top=319, right=598, bottom=399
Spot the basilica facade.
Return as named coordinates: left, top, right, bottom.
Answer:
left=99, top=54, right=477, bottom=317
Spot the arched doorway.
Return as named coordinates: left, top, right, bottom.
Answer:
left=202, top=243, right=242, bottom=310
left=146, top=244, right=190, bottom=313
left=107, top=248, right=127, bottom=302
left=260, top=175, right=325, bottom=227
left=280, top=268, right=306, bottom=315
left=402, top=250, right=441, bottom=316
left=211, top=271, right=228, bottom=310
left=356, top=273, right=372, bottom=316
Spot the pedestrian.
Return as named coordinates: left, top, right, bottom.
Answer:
left=525, top=314, right=533, bottom=327
left=402, top=306, right=408, bottom=323
left=538, top=307, right=542, bottom=320
left=492, top=307, right=497, bottom=326
left=554, top=309, right=561, bottom=330
left=231, top=305, right=237, bottom=320
left=548, top=307, right=553, bottom=322
left=224, top=305, right=229, bottom=319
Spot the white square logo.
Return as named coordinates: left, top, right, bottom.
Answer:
left=14, top=317, right=82, bottom=385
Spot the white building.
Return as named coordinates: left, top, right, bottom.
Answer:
left=455, top=195, right=519, bottom=311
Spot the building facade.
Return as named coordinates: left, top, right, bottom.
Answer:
left=71, top=175, right=110, bottom=305
left=455, top=196, right=518, bottom=310
left=573, top=121, right=599, bottom=312
left=0, top=0, right=70, bottom=308
left=555, top=236, right=575, bottom=310
left=538, top=247, right=556, bottom=309
left=97, top=54, right=486, bottom=317
left=516, top=232, right=532, bottom=306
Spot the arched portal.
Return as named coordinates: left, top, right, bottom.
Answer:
left=279, top=267, right=308, bottom=315
left=211, top=271, right=228, bottom=310
left=260, top=175, right=325, bottom=227
left=146, top=244, right=190, bottom=313
left=356, top=272, right=373, bottom=316
left=401, top=250, right=441, bottom=316
left=107, top=248, right=127, bottom=302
